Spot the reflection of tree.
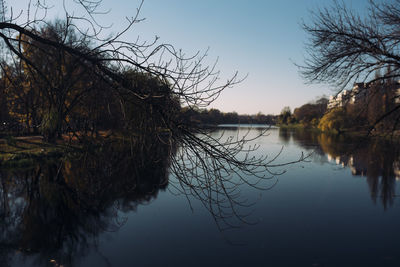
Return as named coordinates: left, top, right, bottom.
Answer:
left=0, top=138, right=172, bottom=266
left=290, top=130, right=400, bottom=209
left=170, top=128, right=291, bottom=231
left=291, top=128, right=321, bottom=148
left=278, top=128, right=327, bottom=163
left=0, top=128, right=289, bottom=265
left=364, top=143, right=397, bottom=208
left=278, top=128, right=291, bottom=144
left=318, top=133, right=400, bottom=209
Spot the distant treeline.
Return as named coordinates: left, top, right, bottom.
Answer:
left=180, top=107, right=277, bottom=125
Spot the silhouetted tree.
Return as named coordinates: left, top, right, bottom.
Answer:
left=301, top=0, right=400, bottom=132
left=293, top=97, right=328, bottom=126
left=278, top=106, right=295, bottom=125
left=0, top=0, right=305, bottom=232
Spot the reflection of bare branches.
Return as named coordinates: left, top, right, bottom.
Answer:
left=169, top=128, right=306, bottom=230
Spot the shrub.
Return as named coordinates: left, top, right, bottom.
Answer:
left=318, top=108, right=349, bottom=133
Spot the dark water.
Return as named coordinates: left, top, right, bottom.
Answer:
left=3, top=128, right=400, bottom=267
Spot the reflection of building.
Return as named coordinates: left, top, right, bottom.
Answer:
left=326, top=152, right=399, bottom=178
left=294, top=129, right=400, bottom=210
left=348, top=155, right=368, bottom=176
left=393, top=161, right=400, bottom=180
left=326, top=150, right=398, bottom=209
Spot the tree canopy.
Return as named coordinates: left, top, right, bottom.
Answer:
left=293, top=97, right=328, bottom=126
left=302, top=0, right=400, bottom=88
left=301, top=0, right=400, bottom=133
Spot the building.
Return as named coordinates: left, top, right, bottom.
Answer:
left=327, top=83, right=369, bottom=110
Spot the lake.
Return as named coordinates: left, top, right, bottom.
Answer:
left=4, top=126, right=400, bottom=267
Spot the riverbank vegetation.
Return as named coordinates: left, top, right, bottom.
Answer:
left=283, top=73, right=400, bottom=136
left=279, top=71, right=400, bottom=136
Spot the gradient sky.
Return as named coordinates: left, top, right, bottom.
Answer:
left=9, top=0, right=370, bottom=114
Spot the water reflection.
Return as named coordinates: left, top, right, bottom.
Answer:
left=0, top=139, right=173, bottom=266
left=278, top=127, right=291, bottom=144
left=280, top=128, right=400, bottom=209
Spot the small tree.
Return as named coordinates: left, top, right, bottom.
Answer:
left=278, top=106, right=294, bottom=125
left=318, top=108, right=349, bottom=134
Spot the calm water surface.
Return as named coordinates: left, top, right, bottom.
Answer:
left=5, top=127, right=400, bottom=267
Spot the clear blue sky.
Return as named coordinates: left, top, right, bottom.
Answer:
left=8, top=0, right=370, bottom=115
